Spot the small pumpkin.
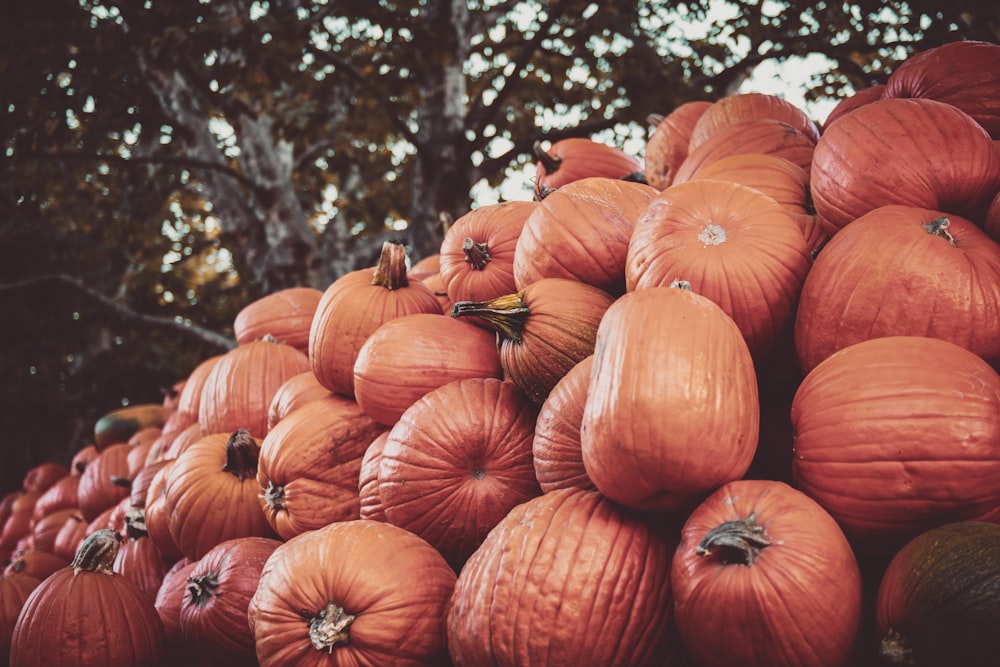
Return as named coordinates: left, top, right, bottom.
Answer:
left=249, top=519, right=457, bottom=666
left=21, top=461, right=69, bottom=495
left=671, top=479, right=863, bottom=667
left=113, top=508, right=173, bottom=602
left=644, top=101, right=714, bottom=190
left=233, top=286, right=323, bottom=354
left=876, top=521, right=1000, bottom=667
left=265, top=370, right=331, bottom=431
left=76, top=441, right=133, bottom=522
left=532, top=137, right=644, bottom=199
left=10, top=529, right=165, bottom=667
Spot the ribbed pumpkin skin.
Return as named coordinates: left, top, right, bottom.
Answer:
left=876, top=521, right=1000, bottom=667
left=533, top=137, right=642, bottom=199
left=379, top=377, right=541, bottom=569
left=687, top=92, right=820, bottom=151
left=791, top=336, right=1000, bottom=557
left=198, top=339, right=311, bottom=439
left=447, top=488, right=676, bottom=667
left=581, top=287, right=759, bottom=513
left=439, top=200, right=535, bottom=304
left=180, top=537, right=282, bottom=667
left=672, top=118, right=816, bottom=184
left=513, top=177, right=657, bottom=295
left=644, top=100, right=714, bottom=190
left=793, top=206, right=1000, bottom=374
left=77, top=442, right=132, bottom=521
left=883, top=40, right=1000, bottom=138
left=353, top=313, right=503, bottom=426
left=811, top=97, right=1000, bottom=231
left=257, top=394, right=386, bottom=540
left=532, top=355, right=597, bottom=493
left=113, top=530, right=172, bottom=602
left=627, top=179, right=811, bottom=360
left=358, top=431, right=390, bottom=521
left=250, top=520, right=457, bottom=667
left=163, top=431, right=276, bottom=561
left=308, top=250, right=442, bottom=399
left=823, top=83, right=884, bottom=130
left=1, top=574, right=40, bottom=663
left=671, top=480, right=862, bottom=667
left=154, top=557, right=196, bottom=643
left=233, top=286, right=322, bottom=353
left=174, top=354, right=224, bottom=428
left=10, top=563, right=164, bottom=667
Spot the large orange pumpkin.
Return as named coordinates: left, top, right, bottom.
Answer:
left=250, top=519, right=457, bottom=666
left=791, top=336, right=1000, bottom=557
left=581, top=285, right=759, bottom=512
left=687, top=92, right=820, bottom=150
left=447, top=488, right=676, bottom=666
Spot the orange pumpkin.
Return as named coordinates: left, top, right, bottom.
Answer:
left=644, top=101, right=714, bottom=190
left=265, top=370, right=331, bottom=431
left=532, top=355, right=597, bottom=494
left=532, top=137, right=643, bottom=199
left=233, top=286, right=322, bottom=354
left=687, top=92, right=820, bottom=151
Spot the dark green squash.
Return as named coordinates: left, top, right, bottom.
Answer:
left=876, top=521, right=1000, bottom=666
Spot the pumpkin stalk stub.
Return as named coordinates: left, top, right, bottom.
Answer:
left=370, top=241, right=410, bottom=290
left=879, top=629, right=915, bottom=666
left=308, top=601, right=356, bottom=653
left=186, top=572, right=220, bottom=609
left=922, top=215, right=957, bottom=247
left=71, top=528, right=123, bottom=575
left=695, top=512, right=772, bottom=566
left=462, top=236, right=492, bottom=270
left=451, top=292, right=530, bottom=343
left=532, top=140, right=562, bottom=173
left=222, top=429, right=260, bottom=482
left=264, top=480, right=286, bottom=511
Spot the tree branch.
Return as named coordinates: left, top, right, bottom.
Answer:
left=0, top=273, right=237, bottom=351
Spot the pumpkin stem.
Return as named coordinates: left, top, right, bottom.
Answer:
left=698, top=223, right=727, bottom=246
left=111, top=475, right=133, bottom=489
left=264, top=480, right=286, bottom=511
left=451, top=292, right=530, bottom=343
left=695, top=512, right=771, bottom=566
left=186, top=571, right=220, bottom=609
left=222, top=429, right=260, bottom=482
left=922, top=216, right=957, bottom=247
left=371, top=240, right=410, bottom=290
left=308, top=601, right=356, bottom=653
left=669, top=279, right=693, bottom=291
left=462, top=237, right=492, bottom=270
left=532, top=140, right=562, bottom=173
left=124, top=508, right=148, bottom=540
left=879, top=628, right=916, bottom=665
left=71, top=528, right=123, bottom=576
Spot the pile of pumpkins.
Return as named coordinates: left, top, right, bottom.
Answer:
left=3, top=39, right=1000, bottom=667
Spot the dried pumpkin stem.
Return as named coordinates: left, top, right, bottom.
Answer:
left=532, top=140, right=561, bottom=173
left=71, top=528, right=123, bottom=575
left=695, top=512, right=771, bottom=566
left=451, top=292, right=530, bottom=343
left=371, top=240, right=410, bottom=290
left=879, top=628, right=915, bottom=665
left=223, top=429, right=260, bottom=482
left=124, top=507, right=148, bottom=540
left=264, top=480, right=286, bottom=510
left=922, top=215, right=956, bottom=247
left=462, top=237, right=492, bottom=270
left=669, top=279, right=693, bottom=291
left=186, top=572, right=220, bottom=609
left=308, top=601, right=356, bottom=653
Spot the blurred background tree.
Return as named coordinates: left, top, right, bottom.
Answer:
left=1, top=0, right=996, bottom=492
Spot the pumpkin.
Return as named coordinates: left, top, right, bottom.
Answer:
left=113, top=509, right=173, bottom=601
left=378, top=377, right=541, bottom=569
left=532, top=355, right=597, bottom=493
left=822, top=83, right=885, bottom=130
left=1, top=573, right=41, bottom=664
left=407, top=252, right=441, bottom=281
left=4, top=548, right=68, bottom=581
left=447, top=488, right=676, bottom=666
left=142, top=459, right=184, bottom=562
left=876, top=521, right=1000, bottom=667
left=439, top=200, right=535, bottom=305
left=174, top=353, right=224, bottom=428
left=627, top=179, right=811, bottom=360
left=687, top=92, right=820, bottom=151
left=581, top=285, right=759, bottom=512
left=76, top=441, right=133, bottom=522
left=791, top=336, right=1000, bottom=557
left=883, top=40, right=1000, bottom=138
left=353, top=312, right=503, bottom=426
left=28, top=506, right=76, bottom=554
left=513, top=177, right=658, bottom=296
left=671, top=479, right=863, bottom=667
left=358, top=431, right=390, bottom=522
left=154, top=556, right=196, bottom=644
left=643, top=101, right=714, bottom=190
left=793, top=206, right=1000, bottom=374
left=309, top=240, right=442, bottom=398
left=249, top=519, right=457, bottom=666
left=233, top=286, right=323, bottom=353
left=0, top=492, right=39, bottom=553
left=265, top=370, right=331, bottom=431
left=69, top=443, right=99, bottom=476
left=811, top=97, right=1000, bottom=231
left=21, top=461, right=69, bottom=495
left=452, top=277, right=614, bottom=405
left=129, top=459, right=170, bottom=510
left=198, top=337, right=311, bottom=439
left=51, top=510, right=88, bottom=562
left=180, top=536, right=281, bottom=667
left=987, top=188, right=1000, bottom=243
left=30, top=473, right=79, bottom=522
left=163, top=430, right=276, bottom=561
left=9, top=529, right=164, bottom=667
left=162, top=420, right=206, bottom=461
left=257, top=393, right=386, bottom=540
left=672, top=117, right=816, bottom=184
left=93, top=403, right=166, bottom=450
left=532, top=137, right=644, bottom=199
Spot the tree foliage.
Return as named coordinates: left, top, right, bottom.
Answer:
left=0, top=0, right=996, bottom=490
